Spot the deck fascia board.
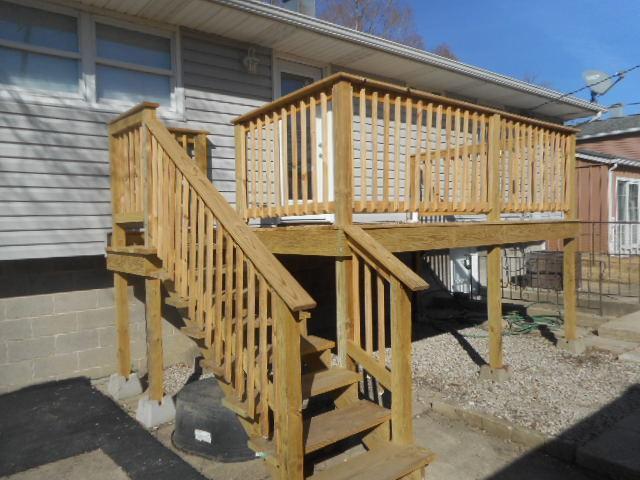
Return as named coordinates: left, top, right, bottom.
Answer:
left=253, top=220, right=580, bottom=256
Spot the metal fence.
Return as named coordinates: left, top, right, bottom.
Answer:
left=450, top=221, right=640, bottom=316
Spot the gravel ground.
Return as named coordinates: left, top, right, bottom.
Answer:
left=411, top=318, right=640, bottom=444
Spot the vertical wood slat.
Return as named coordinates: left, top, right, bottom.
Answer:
left=320, top=93, right=329, bottom=213
left=403, top=97, right=412, bottom=211
left=371, top=91, right=379, bottom=210
left=393, top=96, right=401, bottom=210
left=310, top=97, right=318, bottom=213
left=300, top=99, right=308, bottom=210
left=359, top=89, right=367, bottom=212
left=246, top=264, right=256, bottom=417
left=291, top=104, right=299, bottom=214
left=383, top=93, right=390, bottom=208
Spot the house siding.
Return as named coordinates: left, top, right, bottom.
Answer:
left=0, top=25, right=272, bottom=261
left=578, top=133, right=640, bottom=160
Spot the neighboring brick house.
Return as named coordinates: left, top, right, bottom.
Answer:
left=573, top=115, right=640, bottom=253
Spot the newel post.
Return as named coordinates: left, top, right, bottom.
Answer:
left=273, top=295, right=304, bottom=480
left=332, top=80, right=356, bottom=372
left=390, top=278, right=414, bottom=444
left=235, top=124, right=248, bottom=220
left=482, top=113, right=511, bottom=380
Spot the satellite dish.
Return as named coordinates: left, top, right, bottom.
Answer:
left=583, top=70, right=624, bottom=103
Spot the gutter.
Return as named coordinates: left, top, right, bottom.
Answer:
left=209, top=0, right=603, bottom=115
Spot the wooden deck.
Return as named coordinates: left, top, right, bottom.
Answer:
left=104, top=71, right=582, bottom=480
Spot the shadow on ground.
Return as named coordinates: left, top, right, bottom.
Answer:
left=487, top=384, right=640, bottom=480
left=0, top=378, right=205, bottom=480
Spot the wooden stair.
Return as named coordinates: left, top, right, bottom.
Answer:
left=307, top=444, right=435, bottom=480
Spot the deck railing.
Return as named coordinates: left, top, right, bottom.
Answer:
left=108, top=103, right=315, bottom=478
left=233, top=72, right=577, bottom=220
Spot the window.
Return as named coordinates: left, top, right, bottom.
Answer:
left=616, top=179, right=640, bottom=251
left=95, top=23, right=173, bottom=106
left=0, top=1, right=179, bottom=111
left=0, top=1, right=80, bottom=94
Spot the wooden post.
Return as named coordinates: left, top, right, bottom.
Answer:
left=486, top=114, right=506, bottom=373
left=273, top=294, right=304, bottom=480
left=390, top=278, right=413, bottom=444
left=332, top=80, right=354, bottom=226
left=145, top=277, right=164, bottom=402
left=487, top=245, right=503, bottom=369
left=114, top=271, right=131, bottom=378
left=563, top=135, right=578, bottom=342
left=195, top=132, right=208, bottom=177
left=235, top=124, right=248, bottom=220
left=333, top=80, right=355, bottom=371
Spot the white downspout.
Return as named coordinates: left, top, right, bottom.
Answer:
left=608, top=162, right=618, bottom=252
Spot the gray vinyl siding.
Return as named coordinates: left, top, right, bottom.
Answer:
left=0, top=26, right=272, bottom=261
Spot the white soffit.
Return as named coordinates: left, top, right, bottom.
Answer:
left=76, top=0, right=603, bottom=121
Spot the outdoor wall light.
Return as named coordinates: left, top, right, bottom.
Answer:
left=243, top=47, right=260, bottom=74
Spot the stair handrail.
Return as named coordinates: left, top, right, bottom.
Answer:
left=343, top=225, right=427, bottom=445
left=144, top=115, right=316, bottom=313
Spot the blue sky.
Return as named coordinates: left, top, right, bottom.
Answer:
left=410, top=0, right=640, bottom=115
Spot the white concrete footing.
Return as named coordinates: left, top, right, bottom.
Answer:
left=135, top=394, right=176, bottom=428
left=479, top=364, right=512, bottom=382
left=557, top=338, right=586, bottom=355
left=107, top=373, right=143, bottom=400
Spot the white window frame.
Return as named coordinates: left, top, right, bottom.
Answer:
left=613, top=177, right=640, bottom=252
left=0, top=0, right=183, bottom=117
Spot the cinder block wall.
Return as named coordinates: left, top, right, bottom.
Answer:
left=0, top=257, right=198, bottom=394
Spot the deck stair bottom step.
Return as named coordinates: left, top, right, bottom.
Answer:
left=307, top=443, right=435, bottom=480
left=304, top=400, right=390, bottom=454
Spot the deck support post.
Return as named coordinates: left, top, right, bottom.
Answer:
left=558, top=136, right=584, bottom=354
left=332, top=80, right=356, bottom=375
left=114, top=271, right=132, bottom=378
left=480, top=113, right=511, bottom=381
left=145, top=277, right=164, bottom=402
left=273, top=295, right=304, bottom=480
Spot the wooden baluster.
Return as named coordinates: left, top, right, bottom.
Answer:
left=246, top=264, right=256, bottom=417
left=300, top=99, right=308, bottom=212
left=433, top=105, right=442, bottom=211
left=214, top=225, right=225, bottom=366
left=371, top=91, right=379, bottom=211
left=376, top=274, right=386, bottom=366
left=195, top=132, right=208, bottom=176
left=412, top=101, right=423, bottom=212
left=424, top=103, right=433, bottom=212
left=453, top=108, right=461, bottom=210
left=257, top=118, right=265, bottom=218
left=146, top=276, right=164, bottom=402
left=265, top=115, right=273, bottom=218
left=403, top=97, right=412, bottom=211
left=461, top=110, right=469, bottom=212
left=320, top=94, right=329, bottom=213
left=282, top=108, right=290, bottom=215
left=197, top=198, right=206, bottom=328
left=359, top=89, right=367, bottom=212
left=273, top=111, right=282, bottom=216
left=383, top=93, right=390, bottom=210
left=180, top=177, right=190, bottom=297
left=188, top=188, right=198, bottom=321
left=469, top=113, right=478, bottom=212
left=291, top=105, right=299, bottom=215
left=364, top=264, right=373, bottom=353
left=258, top=276, right=269, bottom=437
left=205, top=211, right=215, bottom=346
left=310, top=96, right=318, bottom=214
left=393, top=96, right=401, bottom=211
left=235, top=248, right=245, bottom=399
left=480, top=116, right=488, bottom=209
left=224, top=235, right=234, bottom=382
left=351, top=253, right=361, bottom=348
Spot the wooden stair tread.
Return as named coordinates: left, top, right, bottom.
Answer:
left=302, top=368, right=361, bottom=398
left=307, top=443, right=435, bottom=480
left=181, top=325, right=205, bottom=339
left=300, top=335, right=334, bottom=357
left=304, top=400, right=391, bottom=454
